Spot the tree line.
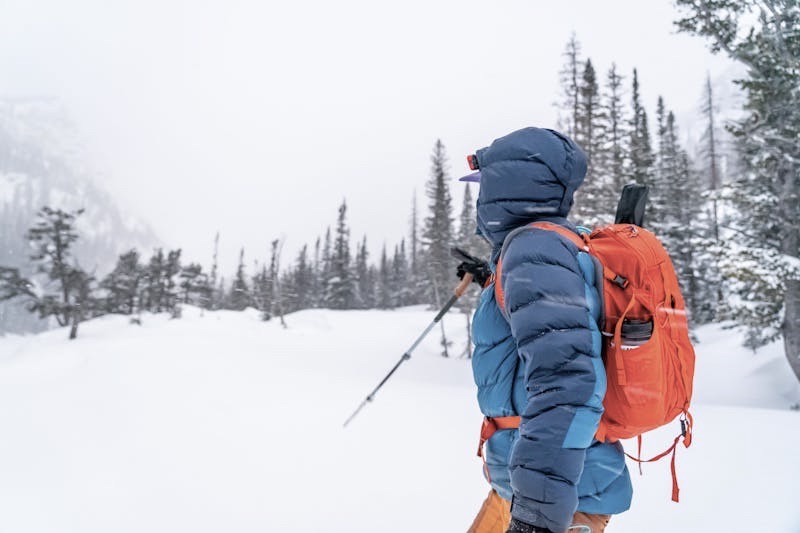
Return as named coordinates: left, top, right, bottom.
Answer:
left=1, top=1, right=797, bottom=384
left=0, top=140, right=487, bottom=345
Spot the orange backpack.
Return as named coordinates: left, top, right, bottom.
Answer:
left=495, top=220, right=696, bottom=502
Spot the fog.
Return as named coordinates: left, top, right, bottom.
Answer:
left=0, top=0, right=734, bottom=270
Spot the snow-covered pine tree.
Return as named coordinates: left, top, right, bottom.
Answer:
left=650, top=96, right=672, bottom=230
left=392, top=240, right=413, bottom=307
left=676, top=0, right=800, bottom=380
left=102, top=249, right=143, bottom=314
left=557, top=33, right=583, bottom=138
left=325, top=201, right=356, bottom=310
left=228, top=248, right=251, bottom=311
left=376, top=244, right=392, bottom=309
left=573, top=58, right=613, bottom=226
left=216, top=275, right=226, bottom=309
left=0, top=206, right=95, bottom=339
left=163, top=250, right=182, bottom=316
left=178, top=263, right=208, bottom=307
left=602, top=63, right=629, bottom=197
left=696, top=73, right=726, bottom=319
left=252, top=264, right=271, bottom=320
left=279, top=268, right=296, bottom=315
left=319, top=227, right=333, bottom=307
left=143, top=249, right=165, bottom=312
left=701, top=73, right=723, bottom=244
left=27, top=207, right=90, bottom=325
left=653, top=102, right=705, bottom=321
left=312, top=236, right=322, bottom=308
left=354, top=236, right=374, bottom=309
left=209, top=232, right=220, bottom=310
left=292, top=244, right=313, bottom=312
left=269, top=239, right=287, bottom=327
left=139, top=249, right=181, bottom=316
left=628, top=69, right=655, bottom=188
left=421, top=139, right=455, bottom=307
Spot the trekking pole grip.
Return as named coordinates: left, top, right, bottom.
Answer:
left=455, top=272, right=474, bottom=298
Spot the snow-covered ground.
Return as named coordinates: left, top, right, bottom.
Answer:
left=0, top=306, right=798, bottom=533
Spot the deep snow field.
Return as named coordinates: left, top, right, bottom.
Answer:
left=0, top=305, right=798, bottom=533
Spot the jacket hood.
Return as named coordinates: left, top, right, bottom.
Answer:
left=474, top=127, right=587, bottom=253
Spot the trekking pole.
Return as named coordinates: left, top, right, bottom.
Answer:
left=342, top=272, right=474, bottom=428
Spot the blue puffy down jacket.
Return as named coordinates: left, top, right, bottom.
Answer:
left=470, top=127, right=632, bottom=533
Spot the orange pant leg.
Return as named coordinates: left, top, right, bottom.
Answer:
left=467, top=491, right=612, bottom=533
left=467, top=490, right=511, bottom=533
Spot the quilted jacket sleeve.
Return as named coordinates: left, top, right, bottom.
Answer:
left=499, top=227, right=605, bottom=533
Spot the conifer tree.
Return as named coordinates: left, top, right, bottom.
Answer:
left=558, top=33, right=583, bottom=138
left=0, top=207, right=95, bottom=339
left=270, top=239, right=287, bottom=327
left=602, top=63, right=629, bottom=194
left=421, top=139, right=455, bottom=306
left=209, top=232, right=220, bottom=310
left=676, top=0, right=800, bottom=379
left=312, top=236, right=322, bottom=308
left=325, top=201, right=355, bottom=309
left=701, top=74, right=722, bottom=244
left=102, top=249, right=143, bottom=314
left=573, top=58, right=612, bottom=226
left=179, top=263, right=208, bottom=306
left=319, top=227, right=333, bottom=306
left=143, top=249, right=165, bottom=312
left=698, top=73, right=726, bottom=319
left=164, top=250, right=182, bottom=315
left=354, top=237, right=374, bottom=309
left=628, top=69, right=655, bottom=186
left=292, top=244, right=313, bottom=312
left=650, top=96, right=672, bottom=230
left=217, top=275, right=226, bottom=309
left=229, top=248, right=251, bottom=311
left=391, top=241, right=412, bottom=307
left=653, top=104, right=704, bottom=320
left=376, top=244, right=392, bottom=309
left=252, top=264, right=271, bottom=320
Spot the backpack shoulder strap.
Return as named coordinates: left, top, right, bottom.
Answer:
left=530, top=221, right=589, bottom=250
left=494, top=222, right=589, bottom=315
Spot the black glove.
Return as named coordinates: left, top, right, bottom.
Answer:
left=452, top=247, right=491, bottom=287
left=506, top=518, right=553, bottom=533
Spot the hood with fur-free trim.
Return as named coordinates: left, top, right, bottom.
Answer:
left=474, top=127, right=587, bottom=254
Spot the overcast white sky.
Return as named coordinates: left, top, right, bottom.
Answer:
left=0, top=0, right=735, bottom=271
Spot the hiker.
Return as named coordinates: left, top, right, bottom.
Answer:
left=457, top=127, right=633, bottom=533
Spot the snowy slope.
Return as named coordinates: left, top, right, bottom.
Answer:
left=0, top=307, right=798, bottom=533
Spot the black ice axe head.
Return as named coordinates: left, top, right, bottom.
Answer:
left=614, top=184, right=649, bottom=227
